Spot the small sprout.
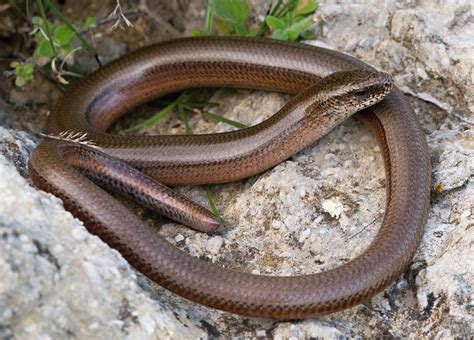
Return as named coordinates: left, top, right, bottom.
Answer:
left=9, top=61, right=34, bottom=87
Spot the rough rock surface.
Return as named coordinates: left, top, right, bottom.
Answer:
left=0, top=0, right=472, bottom=338
left=0, top=128, right=206, bottom=339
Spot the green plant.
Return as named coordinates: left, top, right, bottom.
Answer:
left=31, top=15, right=96, bottom=65
left=9, top=0, right=112, bottom=88
left=265, top=0, right=318, bottom=40
left=192, top=0, right=317, bottom=39
left=9, top=61, right=34, bottom=87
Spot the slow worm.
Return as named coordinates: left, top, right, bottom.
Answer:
left=29, top=37, right=430, bottom=318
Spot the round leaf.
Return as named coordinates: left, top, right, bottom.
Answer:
left=35, top=39, right=55, bottom=58
left=272, top=29, right=289, bottom=40
left=54, top=25, right=75, bottom=46
left=295, top=0, right=318, bottom=16
left=265, top=16, right=286, bottom=30
left=81, top=16, right=97, bottom=29
left=213, top=0, right=249, bottom=25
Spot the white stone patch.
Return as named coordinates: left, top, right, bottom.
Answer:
left=321, top=198, right=344, bottom=219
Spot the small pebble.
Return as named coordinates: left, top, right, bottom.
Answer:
left=321, top=198, right=344, bottom=219
left=206, top=236, right=224, bottom=255
left=174, top=234, right=185, bottom=243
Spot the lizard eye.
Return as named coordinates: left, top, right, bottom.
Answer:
left=354, top=89, right=367, bottom=98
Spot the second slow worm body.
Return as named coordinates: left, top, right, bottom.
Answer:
left=29, top=37, right=430, bottom=318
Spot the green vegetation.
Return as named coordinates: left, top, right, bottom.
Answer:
left=9, top=61, right=34, bottom=87
left=191, top=0, right=317, bottom=39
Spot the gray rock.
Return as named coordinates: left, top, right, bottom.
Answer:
left=0, top=0, right=472, bottom=338
left=0, top=136, right=205, bottom=338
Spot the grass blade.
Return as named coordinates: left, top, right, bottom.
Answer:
left=127, top=101, right=177, bottom=132
left=178, top=105, right=193, bottom=134
left=202, top=111, right=248, bottom=129
left=204, top=186, right=226, bottom=224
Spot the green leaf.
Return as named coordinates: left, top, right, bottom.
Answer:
left=23, top=63, right=34, bottom=75
left=215, top=19, right=234, bottom=35
left=294, top=0, right=318, bottom=16
left=15, top=76, right=27, bottom=87
left=300, top=29, right=316, bottom=40
left=32, top=16, right=42, bottom=25
left=43, top=0, right=95, bottom=54
left=286, top=29, right=299, bottom=41
left=265, top=15, right=286, bottom=30
left=287, top=16, right=314, bottom=35
left=233, top=22, right=249, bottom=36
left=11, top=61, right=34, bottom=87
left=213, top=0, right=249, bottom=25
left=35, top=39, right=55, bottom=58
left=54, top=24, right=75, bottom=45
left=32, top=16, right=54, bottom=32
left=271, top=28, right=289, bottom=40
left=82, top=16, right=97, bottom=29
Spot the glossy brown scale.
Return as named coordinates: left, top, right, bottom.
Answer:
left=29, top=37, right=430, bottom=318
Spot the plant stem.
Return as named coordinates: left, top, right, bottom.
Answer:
left=178, top=104, right=193, bottom=135
left=36, top=0, right=56, bottom=56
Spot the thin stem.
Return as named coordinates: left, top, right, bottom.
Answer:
left=36, top=0, right=56, bottom=55
left=178, top=104, right=193, bottom=135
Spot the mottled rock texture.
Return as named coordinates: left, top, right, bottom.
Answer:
left=0, top=0, right=472, bottom=338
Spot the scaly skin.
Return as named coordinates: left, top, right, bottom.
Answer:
left=28, top=37, right=430, bottom=318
